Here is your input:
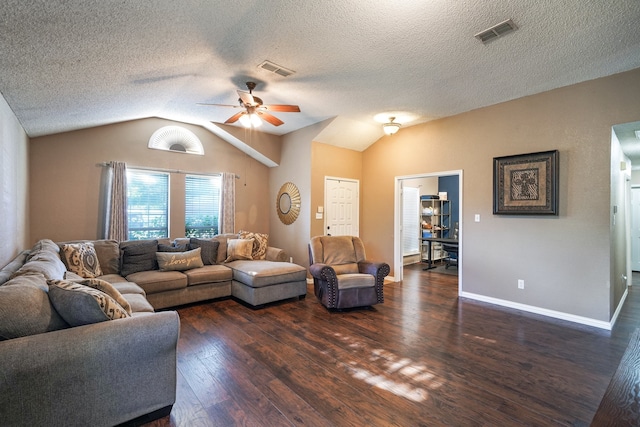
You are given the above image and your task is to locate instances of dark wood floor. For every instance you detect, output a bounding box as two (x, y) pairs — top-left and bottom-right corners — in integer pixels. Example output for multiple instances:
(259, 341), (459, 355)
(142, 265), (640, 427)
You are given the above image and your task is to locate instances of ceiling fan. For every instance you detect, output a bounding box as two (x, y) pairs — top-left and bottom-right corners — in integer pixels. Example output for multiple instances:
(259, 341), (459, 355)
(199, 81), (300, 127)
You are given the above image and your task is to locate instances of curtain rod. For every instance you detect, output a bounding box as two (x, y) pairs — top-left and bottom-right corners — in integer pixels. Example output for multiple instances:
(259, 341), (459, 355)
(98, 162), (240, 179)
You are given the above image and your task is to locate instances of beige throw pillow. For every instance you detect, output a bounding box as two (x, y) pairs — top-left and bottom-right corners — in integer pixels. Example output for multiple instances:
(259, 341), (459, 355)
(224, 239), (254, 262)
(238, 231), (269, 260)
(156, 247), (204, 271)
(61, 242), (103, 278)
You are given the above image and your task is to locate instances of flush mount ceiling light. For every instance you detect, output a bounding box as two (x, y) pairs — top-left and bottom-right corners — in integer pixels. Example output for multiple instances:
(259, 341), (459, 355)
(148, 126), (204, 155)
(383, 117), (401, 135)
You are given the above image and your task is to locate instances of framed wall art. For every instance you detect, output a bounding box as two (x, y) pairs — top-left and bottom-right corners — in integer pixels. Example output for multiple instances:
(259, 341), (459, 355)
(493, 150), (559, 215)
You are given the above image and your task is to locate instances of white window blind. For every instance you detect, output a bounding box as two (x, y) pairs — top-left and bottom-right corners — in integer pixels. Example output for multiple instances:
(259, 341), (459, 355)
(126, 170), (169, 240)
(402, 186), (420, 256)
(185, 175), (221, 238)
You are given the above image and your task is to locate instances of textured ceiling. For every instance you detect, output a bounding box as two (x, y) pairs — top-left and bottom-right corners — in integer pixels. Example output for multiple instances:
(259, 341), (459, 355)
(1, 0), (640, 155)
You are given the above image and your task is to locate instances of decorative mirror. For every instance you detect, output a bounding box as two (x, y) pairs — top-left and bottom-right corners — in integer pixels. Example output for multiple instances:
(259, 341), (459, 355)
(276, 182), (301, 225)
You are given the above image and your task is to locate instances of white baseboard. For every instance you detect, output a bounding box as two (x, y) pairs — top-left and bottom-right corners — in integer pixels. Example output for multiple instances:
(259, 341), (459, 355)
(459, 291), (614, 330)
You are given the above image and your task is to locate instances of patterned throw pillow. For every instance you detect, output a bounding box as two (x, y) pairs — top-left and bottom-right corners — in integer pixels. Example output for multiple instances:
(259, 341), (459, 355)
(188, 238), (219, 265)
(61, 242), (103, 278)
(156, 247), (204, 271)
(224, 239), (254, 262)
(238, 231), (269, 260)
(47, 279), (131, 327)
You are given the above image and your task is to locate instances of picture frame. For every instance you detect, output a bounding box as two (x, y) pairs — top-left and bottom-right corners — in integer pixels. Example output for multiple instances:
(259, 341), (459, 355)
(493, 150), (559, 215)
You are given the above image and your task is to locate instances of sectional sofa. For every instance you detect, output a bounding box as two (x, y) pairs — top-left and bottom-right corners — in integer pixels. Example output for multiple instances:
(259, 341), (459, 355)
(0, 233), (307, 426)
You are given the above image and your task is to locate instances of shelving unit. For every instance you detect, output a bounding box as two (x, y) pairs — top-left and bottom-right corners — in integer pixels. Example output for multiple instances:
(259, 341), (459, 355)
(420, 197), (450, 263)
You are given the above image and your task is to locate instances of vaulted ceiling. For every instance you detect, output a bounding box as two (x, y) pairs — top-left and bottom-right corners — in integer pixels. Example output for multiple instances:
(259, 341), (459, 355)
(1, 1), (639, 155)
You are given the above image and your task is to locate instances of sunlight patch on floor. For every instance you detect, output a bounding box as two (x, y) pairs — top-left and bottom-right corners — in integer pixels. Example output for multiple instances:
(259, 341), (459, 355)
(334, 333), (444, 403)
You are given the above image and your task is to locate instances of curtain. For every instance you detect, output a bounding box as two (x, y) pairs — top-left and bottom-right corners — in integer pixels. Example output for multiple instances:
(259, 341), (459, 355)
(106, 161), (128, 241)
(220, 172), (235, 234)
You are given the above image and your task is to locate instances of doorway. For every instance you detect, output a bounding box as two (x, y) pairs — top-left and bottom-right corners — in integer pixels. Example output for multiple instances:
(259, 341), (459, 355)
(394, 170), (462, 294)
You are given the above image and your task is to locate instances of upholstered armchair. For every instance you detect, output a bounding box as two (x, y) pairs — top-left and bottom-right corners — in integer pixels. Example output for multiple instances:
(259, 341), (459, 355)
(308, 235), (390, 309)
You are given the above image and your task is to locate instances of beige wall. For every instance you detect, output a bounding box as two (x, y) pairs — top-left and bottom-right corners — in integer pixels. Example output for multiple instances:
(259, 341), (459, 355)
(310, 142), (363, 239)
(29, 118), (275, 243)
(268, 122), (322, 266)
(361, 68), (640, 323)
(0, 92), (29, 267)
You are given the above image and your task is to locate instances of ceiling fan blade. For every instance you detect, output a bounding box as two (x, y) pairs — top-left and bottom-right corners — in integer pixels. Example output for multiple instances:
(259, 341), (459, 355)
(257, 111), (284, 126)
(237, 90), (256, 106)
(197, 103), (241, 108)
(263, 104), (300, 112)
(225, 111), (245, 124)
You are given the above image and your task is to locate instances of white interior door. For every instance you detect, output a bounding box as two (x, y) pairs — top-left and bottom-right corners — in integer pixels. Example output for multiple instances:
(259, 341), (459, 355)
(631, 187), (640, 271)
(325, 178), (359, 236)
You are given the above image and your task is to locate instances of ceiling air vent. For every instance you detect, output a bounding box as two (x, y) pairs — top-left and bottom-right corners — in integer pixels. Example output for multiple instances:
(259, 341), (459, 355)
(258, 60), (295, 77)
(148, 126), (204, 155)
(475, 19), (518, 44)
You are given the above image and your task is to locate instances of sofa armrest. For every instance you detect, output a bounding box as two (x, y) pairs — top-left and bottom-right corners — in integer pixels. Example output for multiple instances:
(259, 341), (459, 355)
(266, 246), (288, 262)
(308, 263), (335, 281)
(0, 311), (180, 427)
(358, 261), (390, 304)
(358, 260), (390, 278)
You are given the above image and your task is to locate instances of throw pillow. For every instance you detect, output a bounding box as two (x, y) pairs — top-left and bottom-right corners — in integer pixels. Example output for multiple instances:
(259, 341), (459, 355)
(224, 239), (254, 262)
(156, 247), (204, 271)
(188, 238), (219, 265)
(158, 243), (188, 252)
(238, 231), (269, 260)
(47, 279), (131, 327)
(61, 242), (103, 278)
(120, 240), (158, 277)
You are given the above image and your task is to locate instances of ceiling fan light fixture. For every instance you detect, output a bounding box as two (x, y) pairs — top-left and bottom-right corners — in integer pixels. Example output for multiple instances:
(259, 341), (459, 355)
(383, 117), (401, 135)
(239, 113), (262, 128)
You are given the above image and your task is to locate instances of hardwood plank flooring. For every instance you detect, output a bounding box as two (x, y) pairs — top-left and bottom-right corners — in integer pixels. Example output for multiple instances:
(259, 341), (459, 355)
(141, 265), (640, 427)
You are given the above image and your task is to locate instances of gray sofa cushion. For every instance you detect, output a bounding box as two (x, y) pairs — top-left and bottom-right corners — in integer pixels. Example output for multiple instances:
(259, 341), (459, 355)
(122, 293), (155, 313)
(0, 250), (29, 285)
(120, 240), (158, 276)
(183, 264), (233, 286)
(226, 260), (307, 288)
(0, 274), (69, 340)
(12, 249), (67, 280)
(125, 270), (187, 294)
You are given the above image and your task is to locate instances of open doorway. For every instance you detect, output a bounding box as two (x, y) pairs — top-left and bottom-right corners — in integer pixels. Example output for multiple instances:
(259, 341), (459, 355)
(393, 170), (462, 294)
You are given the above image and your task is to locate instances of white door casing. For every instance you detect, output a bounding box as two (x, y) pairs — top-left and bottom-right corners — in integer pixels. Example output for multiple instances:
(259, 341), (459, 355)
(324, 177), (359, 236)
(631, 187), (640, 271)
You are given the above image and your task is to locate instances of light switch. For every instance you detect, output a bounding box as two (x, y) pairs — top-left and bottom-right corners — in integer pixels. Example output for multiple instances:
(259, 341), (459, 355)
(475, 214), (480, 222)
(318, 206), (324, 213)
(316, 212), (323, 219)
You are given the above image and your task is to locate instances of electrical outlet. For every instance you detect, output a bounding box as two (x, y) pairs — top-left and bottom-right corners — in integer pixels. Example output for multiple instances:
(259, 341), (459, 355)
(518, 279), (524, 289)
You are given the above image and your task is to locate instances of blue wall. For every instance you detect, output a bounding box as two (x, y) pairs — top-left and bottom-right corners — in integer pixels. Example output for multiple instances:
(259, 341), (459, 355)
(438, 175), (459, 238)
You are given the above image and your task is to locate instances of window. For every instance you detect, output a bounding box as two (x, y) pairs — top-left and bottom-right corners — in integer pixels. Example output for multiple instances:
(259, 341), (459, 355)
(126, 170), (169, 240)
(185, 175), (221, 238)
(402, 186), (420, 256)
